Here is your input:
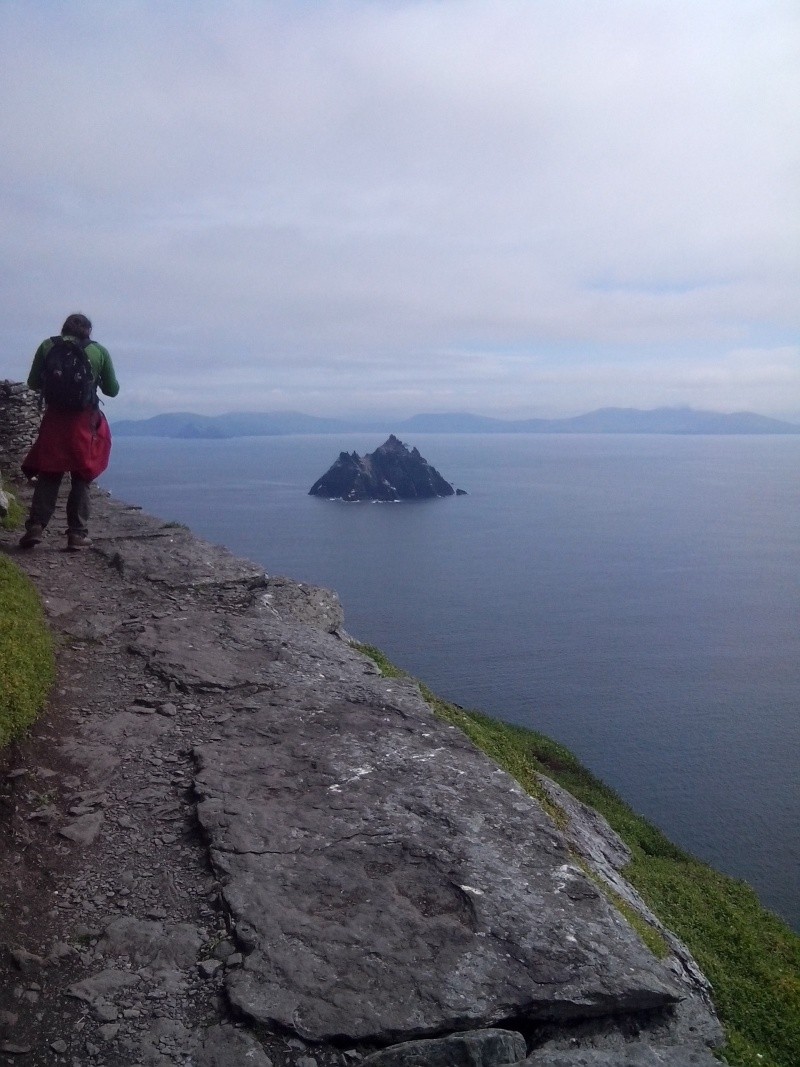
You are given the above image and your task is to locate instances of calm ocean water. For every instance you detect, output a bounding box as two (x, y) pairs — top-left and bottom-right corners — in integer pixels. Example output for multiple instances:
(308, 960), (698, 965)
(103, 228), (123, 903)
(101, 433), (800, 930)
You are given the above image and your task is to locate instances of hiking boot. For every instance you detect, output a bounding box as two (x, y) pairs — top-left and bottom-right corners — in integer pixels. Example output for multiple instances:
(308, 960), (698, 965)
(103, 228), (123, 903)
(67, 532), (93, 551)
(18, 524), (43, 549)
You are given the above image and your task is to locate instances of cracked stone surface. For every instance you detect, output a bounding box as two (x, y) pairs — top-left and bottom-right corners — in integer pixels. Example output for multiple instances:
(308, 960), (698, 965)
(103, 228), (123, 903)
(193, 682), (682, 1040)
(0, 480), (723, 1065)
(360, 1030), (527, 1067)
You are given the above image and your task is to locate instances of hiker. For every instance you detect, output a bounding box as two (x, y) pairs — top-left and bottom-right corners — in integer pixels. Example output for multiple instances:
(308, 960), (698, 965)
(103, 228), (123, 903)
(19, 313), (120, 551)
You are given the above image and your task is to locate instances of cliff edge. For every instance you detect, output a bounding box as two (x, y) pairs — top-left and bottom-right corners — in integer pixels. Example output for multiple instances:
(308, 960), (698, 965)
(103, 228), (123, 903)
(0, 476), (721, 1065)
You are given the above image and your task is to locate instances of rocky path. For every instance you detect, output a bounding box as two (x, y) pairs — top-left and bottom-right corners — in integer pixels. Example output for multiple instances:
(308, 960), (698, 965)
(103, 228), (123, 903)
(1, 487), (722, 1067)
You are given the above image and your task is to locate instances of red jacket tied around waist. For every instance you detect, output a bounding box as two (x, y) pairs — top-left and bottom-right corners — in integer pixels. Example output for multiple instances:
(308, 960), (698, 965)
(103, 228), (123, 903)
(22, 406), (112, 483)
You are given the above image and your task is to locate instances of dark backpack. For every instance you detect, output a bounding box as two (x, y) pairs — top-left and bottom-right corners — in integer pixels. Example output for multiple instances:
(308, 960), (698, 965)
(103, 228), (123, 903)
(40, 336), (98, 411)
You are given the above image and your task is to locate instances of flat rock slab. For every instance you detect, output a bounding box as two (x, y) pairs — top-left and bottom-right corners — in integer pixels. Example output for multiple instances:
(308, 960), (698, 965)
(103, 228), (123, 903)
(91, 499), (181, 538)
(196, 1024), (275, 1067)
(258, 576), (345, 634)
(362, 1029), (527, 1067)
(93, 526), (266, 589)
(522, 1048), (720, 1066)
(130, 610), (372, 692)
(194, 661), (684, 1044)
(98, 916), (202, 970)
(130, 614), (281, 690)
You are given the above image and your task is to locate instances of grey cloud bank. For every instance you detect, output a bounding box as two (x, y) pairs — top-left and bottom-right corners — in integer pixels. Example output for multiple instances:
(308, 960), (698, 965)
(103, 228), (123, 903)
(0, 1), (797, 420)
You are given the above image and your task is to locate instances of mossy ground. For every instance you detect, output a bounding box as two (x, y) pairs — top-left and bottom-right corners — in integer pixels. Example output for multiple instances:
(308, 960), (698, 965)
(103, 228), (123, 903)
(0, 555), (56, 749)
(1, 491), (25, 532)
(356, 643), (800, 1067)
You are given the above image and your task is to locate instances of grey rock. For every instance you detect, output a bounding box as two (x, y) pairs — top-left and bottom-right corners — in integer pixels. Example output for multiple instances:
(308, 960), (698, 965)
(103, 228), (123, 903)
(535, 776), (723, 1049)
(94, 1002), (119, 1022)
(58, 738), (121, 783)
(196, 1024), (273, 1067)
(211, 938), (236, 960)
(92, 518), (266, 591)
(87, 710), (174, 750)
(48, 941), (79, 962)
(536, 776), (631, 875)
(257, 577), (345, 634)
(522, 1047), (719, 1066)
(8, 948), (47, 973)
(309, 436), (460, 501)
(130, 614), (281, 690)
(26, 803), (57, 823)
(39, 595), (79, 619)
(60, 612), (123, 641)
(142, 965), (188, 996)
(97, 916), (201, 970)
(194, 680), (684, 1043)
(362, 1029), (527, 1067)
(136, 1017), (194, 1065)
(521, 1008), (722, 1067)
(58, 810), (104, 845)
(66, 967), (142, 1006)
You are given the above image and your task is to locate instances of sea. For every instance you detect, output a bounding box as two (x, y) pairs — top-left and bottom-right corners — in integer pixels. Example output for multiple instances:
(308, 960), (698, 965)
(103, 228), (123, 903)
(100, 432), (800, 932)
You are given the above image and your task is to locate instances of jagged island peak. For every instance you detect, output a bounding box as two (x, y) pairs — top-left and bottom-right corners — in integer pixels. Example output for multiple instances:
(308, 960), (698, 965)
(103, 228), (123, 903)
(308, 434), (467, 501)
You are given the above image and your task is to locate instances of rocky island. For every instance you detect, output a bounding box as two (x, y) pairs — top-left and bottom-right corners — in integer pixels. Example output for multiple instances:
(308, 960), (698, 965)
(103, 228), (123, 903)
(309, 434), (465, 501)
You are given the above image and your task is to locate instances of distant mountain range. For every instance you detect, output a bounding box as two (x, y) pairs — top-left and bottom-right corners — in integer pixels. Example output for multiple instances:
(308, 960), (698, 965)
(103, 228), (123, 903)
(110, 406), (800, 438)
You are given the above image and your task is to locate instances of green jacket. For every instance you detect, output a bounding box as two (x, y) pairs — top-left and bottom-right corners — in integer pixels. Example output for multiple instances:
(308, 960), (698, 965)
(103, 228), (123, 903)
(27, 335), (120, 398)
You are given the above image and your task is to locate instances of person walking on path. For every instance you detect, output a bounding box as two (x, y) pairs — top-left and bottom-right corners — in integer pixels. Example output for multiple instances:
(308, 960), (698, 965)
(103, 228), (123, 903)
(19, 312), (120, 551)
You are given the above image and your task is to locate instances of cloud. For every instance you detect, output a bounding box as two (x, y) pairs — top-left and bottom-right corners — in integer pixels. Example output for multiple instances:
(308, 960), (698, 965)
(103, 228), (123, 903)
(0, 1), (797, 418)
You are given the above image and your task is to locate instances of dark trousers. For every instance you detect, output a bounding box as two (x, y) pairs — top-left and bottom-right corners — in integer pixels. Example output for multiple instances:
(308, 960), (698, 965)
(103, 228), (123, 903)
(27, 474), (91, 535)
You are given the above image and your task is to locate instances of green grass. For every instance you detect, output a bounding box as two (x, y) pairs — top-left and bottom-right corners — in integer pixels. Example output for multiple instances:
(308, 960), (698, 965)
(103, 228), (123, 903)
(0, 555), (56, 748)
(355, 643), (800, 1067)
(1, 490), (24, 531)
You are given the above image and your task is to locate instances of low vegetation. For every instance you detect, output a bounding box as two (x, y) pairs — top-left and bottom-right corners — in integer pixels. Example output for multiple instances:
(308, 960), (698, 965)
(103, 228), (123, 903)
(0, 556), (56, 749)
(1, 490), (24, 532)
(355, 643), (800, 1067)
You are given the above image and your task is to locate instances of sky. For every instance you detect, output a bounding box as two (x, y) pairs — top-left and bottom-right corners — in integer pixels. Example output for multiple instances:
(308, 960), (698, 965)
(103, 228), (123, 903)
(0, 1), (798, 421)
